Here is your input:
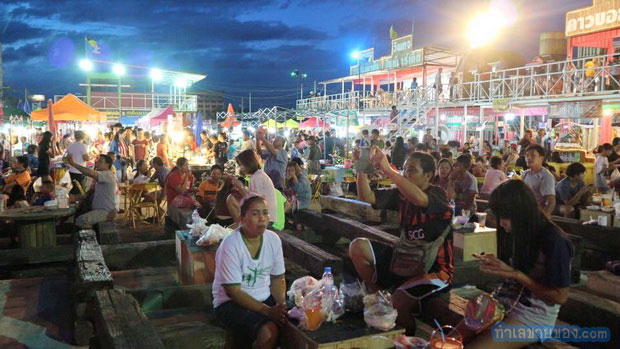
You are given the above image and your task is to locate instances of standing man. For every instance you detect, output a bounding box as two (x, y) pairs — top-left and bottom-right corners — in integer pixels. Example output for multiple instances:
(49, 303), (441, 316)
(257, 131), (288, 190)
(65, 154), (117, 228)
(131, 128), (148, 162)
(522, 145), (556, 215)
(434, 67), (443, 99)
(323, 131), (335, 161)
(370, 129), (384, 149)
(213, 132), (229, 166)
(66, 130), (90, 200)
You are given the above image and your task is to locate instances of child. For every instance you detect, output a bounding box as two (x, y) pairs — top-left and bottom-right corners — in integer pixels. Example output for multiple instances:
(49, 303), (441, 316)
(595, 143), (613, 193)
(33, 180), (56, 206)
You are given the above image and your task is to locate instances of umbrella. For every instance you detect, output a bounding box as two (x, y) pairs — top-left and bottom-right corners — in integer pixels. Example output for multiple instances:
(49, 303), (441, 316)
(300, 116), (329, 128)
(47, 99), (56, 135)
(194, 112), (203, 146)
(284, 119), (299, 128)
(227, 103), (235, 116)
(22, 100), (31, 115)
(220, 116), (240, 128)
(261, 119), (284, 128)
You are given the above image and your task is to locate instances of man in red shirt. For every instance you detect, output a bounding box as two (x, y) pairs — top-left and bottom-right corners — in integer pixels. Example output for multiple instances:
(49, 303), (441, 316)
(131, 128), (148, 162)
(349, 147), (453, 334)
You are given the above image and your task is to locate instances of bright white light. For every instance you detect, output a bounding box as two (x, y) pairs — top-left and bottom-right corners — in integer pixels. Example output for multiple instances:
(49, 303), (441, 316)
(604, 109), (613, 117)
(112, 63), (126, 76)
(440, 114), (446, 121)
(248, 126), (256, 133)
(504, 113), (515, 121)
(466, 9), (507, 48)
(79, 59), (93, 71)
(351, 51), (360, 60)
(284, 130), (291, 138)
(150, 68), (163, 82)
(174, 78), (187, 88)
(268, 128), (276, 134)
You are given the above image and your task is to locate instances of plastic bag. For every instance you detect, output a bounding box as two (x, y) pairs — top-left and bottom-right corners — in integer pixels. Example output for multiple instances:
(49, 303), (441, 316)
(340, 281), (365, 313)
(611, 168), (620, 183)
(363, 291), (398, 331)
(186, 210), (208, 237)
(196, 224), (232, 246)
(287, 276), (320, 307)
(301, 286), (329, 331)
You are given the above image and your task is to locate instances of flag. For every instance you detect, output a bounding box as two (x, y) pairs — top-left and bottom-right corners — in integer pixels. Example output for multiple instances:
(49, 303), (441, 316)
(390, 25), (399, 40)
(22, 100), (31, 115)
(86, 36), (100, 54)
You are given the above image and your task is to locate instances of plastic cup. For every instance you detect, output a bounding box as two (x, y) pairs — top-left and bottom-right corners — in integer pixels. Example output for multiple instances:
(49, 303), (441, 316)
(304, 307), (326, 331)
(476, 212), (487, 227)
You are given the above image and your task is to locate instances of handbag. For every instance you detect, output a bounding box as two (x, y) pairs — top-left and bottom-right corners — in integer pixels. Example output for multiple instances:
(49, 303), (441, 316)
(464, 281), (524, 332)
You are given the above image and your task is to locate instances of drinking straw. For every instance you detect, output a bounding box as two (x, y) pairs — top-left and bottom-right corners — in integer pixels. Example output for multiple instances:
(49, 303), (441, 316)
(434, 318), (446, 342)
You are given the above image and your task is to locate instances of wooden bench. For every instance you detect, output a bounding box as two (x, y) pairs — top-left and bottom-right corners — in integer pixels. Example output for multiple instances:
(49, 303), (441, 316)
(551, 216), (618, 270)
(296, 210), (399, 246)
(94, 289), (165, 349)
(97, 221), (121, 244)
(73, 229), (114, 345)
(274, 229), (343, 279)
(320, 195), (385, 223)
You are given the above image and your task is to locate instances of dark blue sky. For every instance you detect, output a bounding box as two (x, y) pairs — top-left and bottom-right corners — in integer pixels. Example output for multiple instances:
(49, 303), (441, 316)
(0, 0), (591, 109)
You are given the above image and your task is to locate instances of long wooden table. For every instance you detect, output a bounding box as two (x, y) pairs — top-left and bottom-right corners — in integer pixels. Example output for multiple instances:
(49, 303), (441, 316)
(0, 206), (76, 248)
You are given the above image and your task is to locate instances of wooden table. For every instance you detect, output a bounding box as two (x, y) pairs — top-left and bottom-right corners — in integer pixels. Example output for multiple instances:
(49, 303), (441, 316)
(175, 230), (217, 285)
(281, 313), (404, 349)
(579, 208), (614, 227)
(0, 206), (76, 248)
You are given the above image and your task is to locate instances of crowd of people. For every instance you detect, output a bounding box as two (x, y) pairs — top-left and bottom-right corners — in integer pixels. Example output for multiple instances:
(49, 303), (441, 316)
(1, 121), (605, 347)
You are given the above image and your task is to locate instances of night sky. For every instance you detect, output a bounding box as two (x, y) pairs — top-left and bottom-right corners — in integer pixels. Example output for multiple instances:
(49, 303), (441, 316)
(0, 0), (592, 110)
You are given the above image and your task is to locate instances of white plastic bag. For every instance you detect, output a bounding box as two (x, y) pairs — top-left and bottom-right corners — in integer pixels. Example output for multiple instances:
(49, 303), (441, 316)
(196, 224), (232, 246)
(287, 276), (320, 307)
(186, 209), (208, 237)
(611, 168), (620, 183)
(363, 291), (398, 331)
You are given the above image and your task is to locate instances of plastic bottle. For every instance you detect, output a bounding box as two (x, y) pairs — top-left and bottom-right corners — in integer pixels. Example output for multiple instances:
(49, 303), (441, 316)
(322, 267), (334, 287)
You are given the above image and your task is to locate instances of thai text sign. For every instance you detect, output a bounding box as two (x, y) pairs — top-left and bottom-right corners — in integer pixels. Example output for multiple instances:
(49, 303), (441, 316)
(350, 35), (423, 75)
(566, 0), (620, 37)
(549, 101), (601, 118)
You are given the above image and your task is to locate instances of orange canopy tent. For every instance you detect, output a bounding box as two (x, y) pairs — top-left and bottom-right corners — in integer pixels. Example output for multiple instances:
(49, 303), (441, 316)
(31, 93), (107, 122)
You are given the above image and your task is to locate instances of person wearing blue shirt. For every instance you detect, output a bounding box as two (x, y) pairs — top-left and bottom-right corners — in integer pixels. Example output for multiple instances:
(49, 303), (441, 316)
(554, 162), (591, 218)
(257, 133), (288, 190)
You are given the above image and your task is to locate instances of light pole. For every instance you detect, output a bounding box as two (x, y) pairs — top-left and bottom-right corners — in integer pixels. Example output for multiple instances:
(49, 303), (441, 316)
(150, 68), (163, 108)
(290, 70), (308, 100)
(113, 63), (126, 119)
(78, 58), (93, 105)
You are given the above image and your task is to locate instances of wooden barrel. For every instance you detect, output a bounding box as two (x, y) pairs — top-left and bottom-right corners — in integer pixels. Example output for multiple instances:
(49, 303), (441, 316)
(18, 221), (57, 248)
(539, 31), (566, 58)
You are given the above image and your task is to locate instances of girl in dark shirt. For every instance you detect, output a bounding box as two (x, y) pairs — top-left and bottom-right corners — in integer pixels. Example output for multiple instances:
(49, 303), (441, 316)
(456, 179), (573, 347)
(37, 131), (54, 180)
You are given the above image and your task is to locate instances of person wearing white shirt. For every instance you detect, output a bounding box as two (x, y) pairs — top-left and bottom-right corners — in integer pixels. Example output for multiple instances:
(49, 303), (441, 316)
(213, 196), (286, 349)
(66, 131), (90, 199)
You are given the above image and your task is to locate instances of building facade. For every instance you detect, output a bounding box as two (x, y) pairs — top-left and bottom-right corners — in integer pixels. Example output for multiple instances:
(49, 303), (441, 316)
(190, 90), (226, 120)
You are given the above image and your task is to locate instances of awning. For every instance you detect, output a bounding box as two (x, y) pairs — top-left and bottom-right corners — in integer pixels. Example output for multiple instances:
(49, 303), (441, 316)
(31, 93), (107, 122)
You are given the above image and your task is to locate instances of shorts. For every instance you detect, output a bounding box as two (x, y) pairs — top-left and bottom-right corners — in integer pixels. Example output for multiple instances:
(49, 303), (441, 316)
(214, 295), (276, 346)
(368, 241), (451, 297)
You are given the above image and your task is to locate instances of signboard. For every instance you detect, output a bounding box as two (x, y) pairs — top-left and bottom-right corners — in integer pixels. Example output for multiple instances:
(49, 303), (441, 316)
(566, 0), (620, 37)
(549, 101), (601, 118)
(350, 34), (423, 75)
(493, 98), (511, 111)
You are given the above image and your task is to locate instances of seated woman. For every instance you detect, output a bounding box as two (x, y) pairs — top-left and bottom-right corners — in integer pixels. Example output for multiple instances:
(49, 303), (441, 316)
(554, 163), (591, 218)
(165, 157), (198, 209)
(227, 149), (277, 227)
(480, 155), (507, 198)
(132, 160), (151, 184)
(3, 155), (31, 208)
(205, 177), (244, 226)
(283, 161), (311, 211)
(454, 179), (573, 348)
(432, 158), (452, 193)
(213, 196), (287, 349)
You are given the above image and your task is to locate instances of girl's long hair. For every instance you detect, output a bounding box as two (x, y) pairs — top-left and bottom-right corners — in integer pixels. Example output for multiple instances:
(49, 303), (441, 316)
(165, 157), (188, 184)
(488, 179), (568, 274)
(39, 131), (53, 148)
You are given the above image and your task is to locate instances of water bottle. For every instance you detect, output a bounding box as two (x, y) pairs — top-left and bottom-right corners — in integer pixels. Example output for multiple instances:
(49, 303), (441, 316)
(449, 199), (456, 219)
(322, 267), (334, 287)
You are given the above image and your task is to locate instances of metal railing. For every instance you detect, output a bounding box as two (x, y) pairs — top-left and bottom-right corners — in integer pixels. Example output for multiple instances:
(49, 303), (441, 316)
(54, 93), (198, 112)
(295, 54), (620, 112)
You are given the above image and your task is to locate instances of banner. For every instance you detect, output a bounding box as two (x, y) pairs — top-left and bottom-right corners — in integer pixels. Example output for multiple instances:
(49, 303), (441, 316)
(350, 35), (423, 75)
(549, 101), (601, 118)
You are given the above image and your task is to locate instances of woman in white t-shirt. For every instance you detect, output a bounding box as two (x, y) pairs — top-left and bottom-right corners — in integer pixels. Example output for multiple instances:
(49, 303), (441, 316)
(213, 196), (287, 349)
(595, 144), (613, 193)
(228, 149), (278, 226)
